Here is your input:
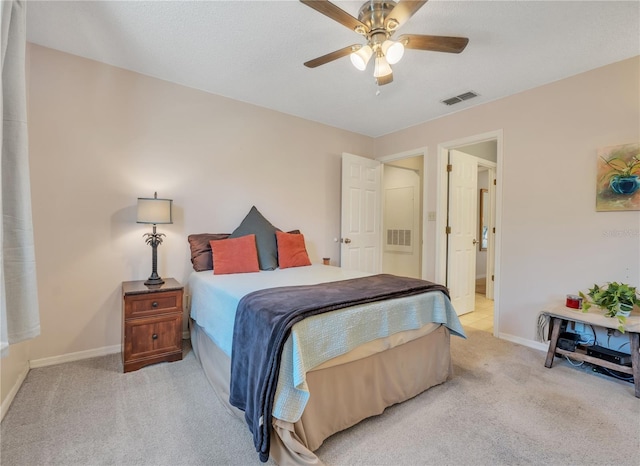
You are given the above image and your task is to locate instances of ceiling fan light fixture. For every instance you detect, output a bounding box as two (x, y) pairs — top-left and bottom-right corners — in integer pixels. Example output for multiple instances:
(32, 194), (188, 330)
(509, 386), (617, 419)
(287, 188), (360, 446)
(350, 45), (373, 71)
(299, 0), (469, 85)
(382, 40), (404, 65)
(373, 54), (392, 78)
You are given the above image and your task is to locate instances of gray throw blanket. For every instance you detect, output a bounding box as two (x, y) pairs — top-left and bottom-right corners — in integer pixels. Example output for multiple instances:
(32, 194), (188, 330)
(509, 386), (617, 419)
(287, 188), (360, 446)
(228, 273), (450, 462)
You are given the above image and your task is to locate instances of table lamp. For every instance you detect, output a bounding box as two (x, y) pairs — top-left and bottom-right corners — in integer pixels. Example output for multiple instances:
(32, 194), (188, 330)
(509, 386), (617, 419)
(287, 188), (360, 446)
(137, 192), (173, 285)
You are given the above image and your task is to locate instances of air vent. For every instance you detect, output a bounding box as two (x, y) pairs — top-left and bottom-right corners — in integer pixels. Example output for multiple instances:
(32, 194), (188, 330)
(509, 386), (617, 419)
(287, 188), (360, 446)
(387, 229), (412, 247)
(441, 91), (479, 106)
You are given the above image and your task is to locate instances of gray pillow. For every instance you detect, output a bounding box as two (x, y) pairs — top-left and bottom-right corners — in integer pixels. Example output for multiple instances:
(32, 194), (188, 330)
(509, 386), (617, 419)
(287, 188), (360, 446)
(229, 206), (278, 270)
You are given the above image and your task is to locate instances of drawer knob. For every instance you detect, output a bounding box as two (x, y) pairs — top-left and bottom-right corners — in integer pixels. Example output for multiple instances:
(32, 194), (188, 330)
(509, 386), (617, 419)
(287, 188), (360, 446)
(152, 301), (159, 308)
(152, 334), (158, 340)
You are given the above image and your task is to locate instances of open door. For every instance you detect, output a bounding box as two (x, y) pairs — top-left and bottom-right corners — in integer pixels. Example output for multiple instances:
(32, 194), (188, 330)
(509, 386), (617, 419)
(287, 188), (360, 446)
(447, 149), (478, 315)
(341, 153), (381, 273)
(486, 166), (496, 300)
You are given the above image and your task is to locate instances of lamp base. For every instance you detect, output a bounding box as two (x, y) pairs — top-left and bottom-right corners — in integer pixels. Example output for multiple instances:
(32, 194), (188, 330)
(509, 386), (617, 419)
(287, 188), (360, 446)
(144, 272), (165, 286)
(144, 230), (165, 287)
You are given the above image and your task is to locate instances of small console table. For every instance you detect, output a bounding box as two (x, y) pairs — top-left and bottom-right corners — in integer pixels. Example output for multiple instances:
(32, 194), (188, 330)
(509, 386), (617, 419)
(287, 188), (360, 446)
(541, 304), (639, 398)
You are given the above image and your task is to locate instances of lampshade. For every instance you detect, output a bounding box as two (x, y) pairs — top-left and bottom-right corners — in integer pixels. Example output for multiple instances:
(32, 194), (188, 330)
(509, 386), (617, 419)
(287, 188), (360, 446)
(137, 194), (173, 224)
(373, 55), (392, 78)
(350, 45), (373, 71)
(382, 40), (404, 65)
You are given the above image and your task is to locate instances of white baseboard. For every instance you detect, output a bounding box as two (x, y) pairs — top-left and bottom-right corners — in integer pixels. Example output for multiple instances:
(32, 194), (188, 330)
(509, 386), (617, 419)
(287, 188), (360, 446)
(29, 334), (192, 369)
(1, 364), (29, 422)
(497, 332), (548, 352)
(29, 344), (121, 369)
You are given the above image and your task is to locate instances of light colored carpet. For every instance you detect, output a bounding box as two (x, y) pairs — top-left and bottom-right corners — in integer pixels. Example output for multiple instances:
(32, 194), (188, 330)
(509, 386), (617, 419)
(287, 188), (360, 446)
(2, 329), (638, 465)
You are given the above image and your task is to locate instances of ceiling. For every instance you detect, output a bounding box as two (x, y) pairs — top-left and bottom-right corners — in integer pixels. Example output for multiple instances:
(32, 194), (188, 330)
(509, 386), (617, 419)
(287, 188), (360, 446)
(26, 1), (640, 138)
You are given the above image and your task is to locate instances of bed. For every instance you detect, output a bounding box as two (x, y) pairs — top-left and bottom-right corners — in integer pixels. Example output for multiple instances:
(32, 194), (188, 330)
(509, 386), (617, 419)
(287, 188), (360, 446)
(188, 264), (465, 465)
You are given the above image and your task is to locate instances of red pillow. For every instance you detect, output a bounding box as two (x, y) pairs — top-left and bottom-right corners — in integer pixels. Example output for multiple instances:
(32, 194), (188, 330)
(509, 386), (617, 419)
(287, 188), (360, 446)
(210, 235), (260, 275)
(276, 230), (311, 269)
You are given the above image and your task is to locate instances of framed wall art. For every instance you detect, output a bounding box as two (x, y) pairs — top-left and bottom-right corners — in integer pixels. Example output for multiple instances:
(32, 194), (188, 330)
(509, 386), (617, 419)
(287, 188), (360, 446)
(596, 142), (640, 211)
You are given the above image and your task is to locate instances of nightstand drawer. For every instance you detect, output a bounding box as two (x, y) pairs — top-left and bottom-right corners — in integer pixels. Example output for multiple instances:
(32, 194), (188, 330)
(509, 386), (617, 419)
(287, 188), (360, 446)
(124, 290), (182, 319)
(123, 314), (182, 366)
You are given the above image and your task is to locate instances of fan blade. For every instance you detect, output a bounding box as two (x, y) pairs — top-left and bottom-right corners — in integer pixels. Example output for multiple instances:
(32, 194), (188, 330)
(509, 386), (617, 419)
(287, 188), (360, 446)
(300, 0), (369, 34)
(397, 34), (469, 53)
(304, 45), (359, 68)
(376, 72), (393, 86)
(385, 1), (428, 30)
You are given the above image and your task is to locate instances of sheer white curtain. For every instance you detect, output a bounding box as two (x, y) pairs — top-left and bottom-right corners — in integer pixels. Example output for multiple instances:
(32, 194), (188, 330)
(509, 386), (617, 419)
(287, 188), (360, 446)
(1, 0), (40, 357)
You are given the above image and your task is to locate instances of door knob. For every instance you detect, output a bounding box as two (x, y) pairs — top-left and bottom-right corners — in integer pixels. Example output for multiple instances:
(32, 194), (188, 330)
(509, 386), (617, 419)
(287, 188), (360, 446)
(472, 239), (478, 245)
(344, 238), (352, 244)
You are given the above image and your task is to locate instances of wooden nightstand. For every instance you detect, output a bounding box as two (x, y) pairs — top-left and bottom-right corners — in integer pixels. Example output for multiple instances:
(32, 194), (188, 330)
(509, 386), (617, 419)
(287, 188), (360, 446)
(122, 278), (184, 373)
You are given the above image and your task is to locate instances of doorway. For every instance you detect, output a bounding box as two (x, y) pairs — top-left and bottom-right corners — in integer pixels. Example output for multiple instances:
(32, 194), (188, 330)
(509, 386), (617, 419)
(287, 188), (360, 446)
(340, 151), (426, 279)
(377, 149), (427, 280)
(435, 131), (502, 335)
(381, 157), (423, 279)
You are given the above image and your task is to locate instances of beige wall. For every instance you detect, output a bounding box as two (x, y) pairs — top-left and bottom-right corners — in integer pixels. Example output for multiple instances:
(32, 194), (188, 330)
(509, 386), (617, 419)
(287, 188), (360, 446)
(24, 44), (373, 362)
(375, 56), (640, 343)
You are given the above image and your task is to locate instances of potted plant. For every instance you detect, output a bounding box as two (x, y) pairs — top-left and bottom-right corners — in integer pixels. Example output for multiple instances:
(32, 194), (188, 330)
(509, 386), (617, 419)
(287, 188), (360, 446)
(601, 152), (640, 195)
(579, 282), (640, 332)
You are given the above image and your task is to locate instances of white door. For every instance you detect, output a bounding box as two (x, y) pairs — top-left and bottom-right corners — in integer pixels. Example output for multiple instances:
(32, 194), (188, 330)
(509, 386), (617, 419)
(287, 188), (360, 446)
(486, 167), (496, 300)
(447, 150), (478, 315)
(341, 153), (381, 273)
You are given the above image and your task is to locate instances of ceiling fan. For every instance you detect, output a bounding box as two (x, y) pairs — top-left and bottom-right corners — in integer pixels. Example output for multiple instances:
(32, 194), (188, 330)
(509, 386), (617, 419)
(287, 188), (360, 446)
(300, 0), (469, 85)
